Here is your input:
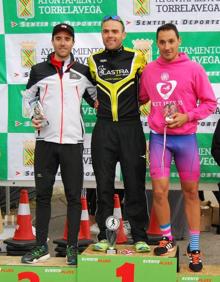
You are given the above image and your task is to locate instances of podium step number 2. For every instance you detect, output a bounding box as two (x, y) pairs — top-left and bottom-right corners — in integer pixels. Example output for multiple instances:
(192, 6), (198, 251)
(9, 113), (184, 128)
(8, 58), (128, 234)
(18, 272), (39, 282)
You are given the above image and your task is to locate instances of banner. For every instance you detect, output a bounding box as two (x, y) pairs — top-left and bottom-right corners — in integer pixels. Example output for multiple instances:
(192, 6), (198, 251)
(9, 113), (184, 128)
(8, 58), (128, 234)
(0, 0), (219, 183)
(118, 0), (220, 32)
(3, 0), (117, 33)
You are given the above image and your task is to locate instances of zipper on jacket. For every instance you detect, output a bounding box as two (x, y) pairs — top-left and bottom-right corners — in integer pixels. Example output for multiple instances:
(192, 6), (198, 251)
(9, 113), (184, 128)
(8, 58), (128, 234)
(55, 66), (64, 144)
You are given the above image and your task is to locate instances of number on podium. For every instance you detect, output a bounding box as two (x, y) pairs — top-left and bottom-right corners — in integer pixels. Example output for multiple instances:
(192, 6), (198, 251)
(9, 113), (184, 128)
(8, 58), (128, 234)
(116, 262), (135, 282)
(18, 272), (40, 282)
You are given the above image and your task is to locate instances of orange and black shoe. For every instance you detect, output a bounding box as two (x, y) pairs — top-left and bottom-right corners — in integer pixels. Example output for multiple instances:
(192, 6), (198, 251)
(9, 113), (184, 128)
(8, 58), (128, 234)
(189, 250), (203, 272)
(154, 236), (175, 256)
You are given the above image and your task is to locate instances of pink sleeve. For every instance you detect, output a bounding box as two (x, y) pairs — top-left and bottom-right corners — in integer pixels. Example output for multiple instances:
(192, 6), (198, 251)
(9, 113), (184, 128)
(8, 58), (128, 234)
(187, 65), (217, 121)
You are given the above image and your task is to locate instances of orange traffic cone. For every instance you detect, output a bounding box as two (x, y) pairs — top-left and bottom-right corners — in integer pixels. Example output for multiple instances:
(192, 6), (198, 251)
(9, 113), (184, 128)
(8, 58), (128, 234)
(13, 189), (35, 240)
(62, 220), (68, 241)
(147, 206), (161, 236)
(62, 195), (91, 241)
(78, 196), (91, 240)
(113, 194), (127, 244)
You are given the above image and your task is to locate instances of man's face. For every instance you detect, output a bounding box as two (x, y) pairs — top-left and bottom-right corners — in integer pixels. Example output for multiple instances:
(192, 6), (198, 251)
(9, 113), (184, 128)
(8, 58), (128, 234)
(52, 31), (74, 61)
(157, 29), (181, 62)
(101, 20), (126, 50)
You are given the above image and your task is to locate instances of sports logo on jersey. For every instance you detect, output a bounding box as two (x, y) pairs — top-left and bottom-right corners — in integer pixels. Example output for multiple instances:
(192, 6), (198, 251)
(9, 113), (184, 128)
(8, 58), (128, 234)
(16, 0), (35, 19)
(69, 70), (81, 80)
(23, 140), (35, 166)
(133, 0), (150, 15)
(20, 42), (36, 69)
(132, 39), (153, 63)
(97, 65), (129, 78)
(156, 72), (177, 100)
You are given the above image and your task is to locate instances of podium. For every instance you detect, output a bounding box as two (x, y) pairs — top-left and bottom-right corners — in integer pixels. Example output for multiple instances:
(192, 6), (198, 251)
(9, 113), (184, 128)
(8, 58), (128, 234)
(78, 244), (178, 282)
(0, 247), (220, 282)
(0, 257), (77, 282)
(177, 265), (220, 282)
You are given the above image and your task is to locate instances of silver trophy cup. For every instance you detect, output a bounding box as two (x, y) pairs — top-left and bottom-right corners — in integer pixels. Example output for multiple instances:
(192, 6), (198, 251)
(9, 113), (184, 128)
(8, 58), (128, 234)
(105, 216), (120, 255)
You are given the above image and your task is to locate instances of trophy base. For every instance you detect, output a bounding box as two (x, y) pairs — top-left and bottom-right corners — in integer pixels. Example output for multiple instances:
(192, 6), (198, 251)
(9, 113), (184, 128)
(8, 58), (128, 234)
(106, 248), (117, 255)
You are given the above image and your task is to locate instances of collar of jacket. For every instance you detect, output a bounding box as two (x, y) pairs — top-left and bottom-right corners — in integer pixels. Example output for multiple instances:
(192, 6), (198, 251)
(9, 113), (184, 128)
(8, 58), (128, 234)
(104, 45), (124, 55)
(48, 52), (75, 69)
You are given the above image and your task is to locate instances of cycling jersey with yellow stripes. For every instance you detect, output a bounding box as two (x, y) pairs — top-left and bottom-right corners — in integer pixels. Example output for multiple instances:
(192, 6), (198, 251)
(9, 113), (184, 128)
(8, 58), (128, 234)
(88, 46), (146, 121)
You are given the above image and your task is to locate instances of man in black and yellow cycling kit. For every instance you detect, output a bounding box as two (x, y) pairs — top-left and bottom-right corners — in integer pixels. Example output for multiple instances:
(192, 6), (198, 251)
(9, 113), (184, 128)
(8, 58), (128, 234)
(88, 15), (150, 253)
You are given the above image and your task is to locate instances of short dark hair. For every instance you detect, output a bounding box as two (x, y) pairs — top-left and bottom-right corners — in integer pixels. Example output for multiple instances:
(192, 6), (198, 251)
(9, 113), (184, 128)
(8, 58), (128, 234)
(101, 15), (125, 32)
(156, 23), (179, 40)
(52, 23), (75, 40)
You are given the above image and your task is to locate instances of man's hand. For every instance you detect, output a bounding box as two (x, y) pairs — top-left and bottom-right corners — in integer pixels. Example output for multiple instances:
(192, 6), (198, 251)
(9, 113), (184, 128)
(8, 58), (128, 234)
(166, 113), (189, 128)
(32, 118), (42, 130)
(94, 99), (99, 110)
(139, 101), (151, 116)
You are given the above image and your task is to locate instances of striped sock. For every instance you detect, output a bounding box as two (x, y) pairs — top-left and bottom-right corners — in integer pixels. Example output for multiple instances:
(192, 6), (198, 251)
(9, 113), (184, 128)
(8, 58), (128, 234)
(189, 230), (200, 251)
(160, 223), (173, 241)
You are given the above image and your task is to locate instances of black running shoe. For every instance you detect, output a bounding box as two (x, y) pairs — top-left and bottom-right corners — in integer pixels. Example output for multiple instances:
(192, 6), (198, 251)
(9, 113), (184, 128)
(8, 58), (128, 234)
(189, 250), (203, 272)
(66, 245), (78, 265)
(21, 244), (50, 264)
(154, 236), (175, 256)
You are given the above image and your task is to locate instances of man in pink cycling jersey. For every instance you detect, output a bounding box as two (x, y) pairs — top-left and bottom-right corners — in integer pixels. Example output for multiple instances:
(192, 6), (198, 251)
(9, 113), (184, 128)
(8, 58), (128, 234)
(139, 23), (216, 272)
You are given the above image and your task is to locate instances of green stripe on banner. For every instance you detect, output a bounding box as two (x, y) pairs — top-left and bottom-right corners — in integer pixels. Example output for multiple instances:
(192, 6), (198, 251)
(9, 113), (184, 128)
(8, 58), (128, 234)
(197, 133), (219, 183)
(8, 85), (34, 133)
(82, 100), (97, 134)
(0, 35), (6, 84)
(0, 133), (7, 180)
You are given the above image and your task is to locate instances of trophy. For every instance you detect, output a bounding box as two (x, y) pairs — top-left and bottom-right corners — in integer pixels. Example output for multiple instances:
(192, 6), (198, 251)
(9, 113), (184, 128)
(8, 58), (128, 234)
(105, 215), (120, 255)
(164, 102), (178, 122)
(30, 97), (49, 128)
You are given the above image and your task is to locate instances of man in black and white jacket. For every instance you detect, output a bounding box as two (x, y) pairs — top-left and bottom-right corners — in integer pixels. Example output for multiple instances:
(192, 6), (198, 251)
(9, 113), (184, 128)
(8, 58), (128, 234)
(21, 23), (96, 265)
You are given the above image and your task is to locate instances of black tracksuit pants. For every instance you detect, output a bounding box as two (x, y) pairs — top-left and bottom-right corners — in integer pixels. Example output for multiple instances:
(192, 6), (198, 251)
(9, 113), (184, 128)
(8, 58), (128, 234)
(34, 141), (83, 247)
(91, 119), (149, 243)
